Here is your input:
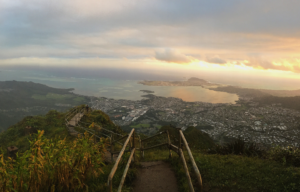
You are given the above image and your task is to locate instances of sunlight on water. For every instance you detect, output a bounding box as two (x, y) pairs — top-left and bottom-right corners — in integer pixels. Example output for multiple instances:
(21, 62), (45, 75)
(0, 69), (238, 103)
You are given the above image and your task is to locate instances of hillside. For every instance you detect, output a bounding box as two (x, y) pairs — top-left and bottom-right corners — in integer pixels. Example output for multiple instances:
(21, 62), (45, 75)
(255, 95), (300, 112)
(1, 106), (300, 192)
(158, 125), (216, 150)
(0, 81), (89, 132)
(0, 105), (122, 153)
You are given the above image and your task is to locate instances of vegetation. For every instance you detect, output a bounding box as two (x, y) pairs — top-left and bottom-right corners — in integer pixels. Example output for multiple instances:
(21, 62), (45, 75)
(131, 124), (150, 129)
(0, 130), (107, 192)
(0, 106), (138, 191)
(256, 95), (300, 111)
(1, 106), (300, 192)
(268, 145), (300, 167)
(79, 109), (124, 135)
(159, 125), (216, 150)
(0, 81), (89, 132)
(0, 110), (68, 153)
(207, 139), (265, 157)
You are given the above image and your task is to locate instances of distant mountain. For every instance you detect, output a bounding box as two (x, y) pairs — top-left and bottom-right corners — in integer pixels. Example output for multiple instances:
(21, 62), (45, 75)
(138, 77), (218, 87)
(0, 81), (88, 131)
(187, 77), (208, 83)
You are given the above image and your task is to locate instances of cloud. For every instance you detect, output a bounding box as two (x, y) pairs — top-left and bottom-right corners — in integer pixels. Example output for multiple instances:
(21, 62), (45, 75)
(239, 57), (300, 73)
(155, 49), (193, 64)
(206, 55), (227, 64)
(1, 0), (300, 75)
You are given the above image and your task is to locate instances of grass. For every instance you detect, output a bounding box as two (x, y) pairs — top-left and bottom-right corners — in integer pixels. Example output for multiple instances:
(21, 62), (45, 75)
(2, 106), (300, 192)
(139, 148), (300, 192)
(73, 96), (86, 103)
(32, 93), (74, 100)
(131, 124), (150, 129)
(32, 93), (86, 105)
(0, 130), (108, 192)
(195, 154), (300, 192)
(0, 106), (139, 192)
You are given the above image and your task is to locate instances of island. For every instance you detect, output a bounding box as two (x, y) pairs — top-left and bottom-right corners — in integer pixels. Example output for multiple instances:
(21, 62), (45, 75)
(138, 77), (219, 87)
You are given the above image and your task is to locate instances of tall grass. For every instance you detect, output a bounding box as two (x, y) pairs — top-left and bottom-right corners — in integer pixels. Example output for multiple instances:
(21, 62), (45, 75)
(268, 145), (300, 167)
(0, 130), (108, 192)
(207, 139), (266, 157)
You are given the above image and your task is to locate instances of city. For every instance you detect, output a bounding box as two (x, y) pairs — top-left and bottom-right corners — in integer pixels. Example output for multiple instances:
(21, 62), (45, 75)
(89, 93), (300, 147)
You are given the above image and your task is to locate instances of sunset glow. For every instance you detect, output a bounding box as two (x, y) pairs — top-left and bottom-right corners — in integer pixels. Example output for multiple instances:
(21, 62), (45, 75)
(1, 0), (300, 80)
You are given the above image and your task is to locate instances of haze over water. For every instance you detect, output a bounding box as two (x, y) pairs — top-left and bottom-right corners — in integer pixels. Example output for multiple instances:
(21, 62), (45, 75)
(2, 67), (300, 103)
(0, 67), (240, 103)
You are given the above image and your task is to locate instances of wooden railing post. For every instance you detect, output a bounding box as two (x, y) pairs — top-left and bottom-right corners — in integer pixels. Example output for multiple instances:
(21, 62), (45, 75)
(166, 130), (172, 158)
(111, 134), (114, 163)
(179, 148), (195, 192)
(179, 130), (203, 192)
(178, 128), (182, 154)
(107, 129), (135, 192)
(133, 131), (136, 162)
(138, 135), (142, 158)
(142, 141), (145, 158)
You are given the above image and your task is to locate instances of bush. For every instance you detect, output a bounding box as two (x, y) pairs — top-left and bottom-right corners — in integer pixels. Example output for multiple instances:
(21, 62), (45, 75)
(208, 139), (266, 157)
(0, 130), (108, 192)
(268, 145), (300, 167)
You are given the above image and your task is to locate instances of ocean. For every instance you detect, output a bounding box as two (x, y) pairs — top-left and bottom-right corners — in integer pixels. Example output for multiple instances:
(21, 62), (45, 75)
(0, 67), (239, 103)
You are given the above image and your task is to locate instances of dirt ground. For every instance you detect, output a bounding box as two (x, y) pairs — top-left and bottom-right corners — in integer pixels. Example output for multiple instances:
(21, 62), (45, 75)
(132, 161), (179, 192)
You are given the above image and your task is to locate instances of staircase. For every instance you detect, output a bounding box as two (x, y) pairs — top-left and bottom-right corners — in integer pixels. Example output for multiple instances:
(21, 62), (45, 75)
(65, 107), (202, 192)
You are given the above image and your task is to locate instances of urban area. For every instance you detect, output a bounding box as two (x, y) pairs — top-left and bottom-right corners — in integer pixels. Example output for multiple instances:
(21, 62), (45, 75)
(89, 93), (300, 147)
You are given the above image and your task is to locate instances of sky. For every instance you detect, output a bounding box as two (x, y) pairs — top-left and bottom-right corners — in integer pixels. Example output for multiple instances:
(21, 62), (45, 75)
(1, 0), (300, 82)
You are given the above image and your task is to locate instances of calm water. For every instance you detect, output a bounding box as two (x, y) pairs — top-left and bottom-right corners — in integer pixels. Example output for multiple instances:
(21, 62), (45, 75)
(0, 69), (238, 103)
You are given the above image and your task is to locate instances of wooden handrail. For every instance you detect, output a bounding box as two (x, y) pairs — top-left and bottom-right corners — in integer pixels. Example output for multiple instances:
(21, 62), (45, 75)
(107, 129), (135, 192)
(141, 131), (166, 142)
(179, 130), (203, 191)
(179, 148), (195, 192)
(140, 130), (171, 159)
(143, 142), (168, 151)
(79, 121), (124, 137)
(117, 148), (136, 192)
(112, 134), (129, 144)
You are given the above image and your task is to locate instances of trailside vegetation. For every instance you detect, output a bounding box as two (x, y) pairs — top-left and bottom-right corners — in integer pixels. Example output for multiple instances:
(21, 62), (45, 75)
(1, 106), (300, 192)
(0, 130), (108, 192)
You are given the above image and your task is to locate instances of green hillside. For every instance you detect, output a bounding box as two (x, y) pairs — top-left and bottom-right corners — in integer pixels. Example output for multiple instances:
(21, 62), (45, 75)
(0, 81), (89, 132)
(0, 105), (123, 154)
(158, 125), (216, 150)
(0, 106), (300, 192)
(0, 106), (135, 192)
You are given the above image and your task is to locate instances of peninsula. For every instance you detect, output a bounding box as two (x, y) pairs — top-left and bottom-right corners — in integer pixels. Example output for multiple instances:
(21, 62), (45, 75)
(138, 77), (219, 87)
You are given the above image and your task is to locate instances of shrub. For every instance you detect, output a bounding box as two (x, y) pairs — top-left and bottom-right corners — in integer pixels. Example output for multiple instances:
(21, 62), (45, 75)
(268, 145), (300, 167)
(0, 130), (108, 192)
(208, 139), (266, 157)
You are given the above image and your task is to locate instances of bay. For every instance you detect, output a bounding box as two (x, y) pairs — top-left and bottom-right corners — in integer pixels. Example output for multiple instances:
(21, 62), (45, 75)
(0, 69), (238, 103)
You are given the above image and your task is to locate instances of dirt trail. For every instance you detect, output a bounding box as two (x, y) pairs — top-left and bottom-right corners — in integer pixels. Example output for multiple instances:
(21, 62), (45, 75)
(133, 161), (178, 192)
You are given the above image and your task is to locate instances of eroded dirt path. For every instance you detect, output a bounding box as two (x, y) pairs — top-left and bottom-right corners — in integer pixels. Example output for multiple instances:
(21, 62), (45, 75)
(133, 161), (178, 192)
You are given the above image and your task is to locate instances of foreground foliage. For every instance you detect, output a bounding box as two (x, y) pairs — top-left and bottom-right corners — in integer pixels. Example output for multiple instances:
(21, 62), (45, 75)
(207, 139), (265, 157)
(0, 130), (108, 192)
(166, 151), (300, 192)
(208, 139), (300, 167)
(268, 145), (300, 167)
